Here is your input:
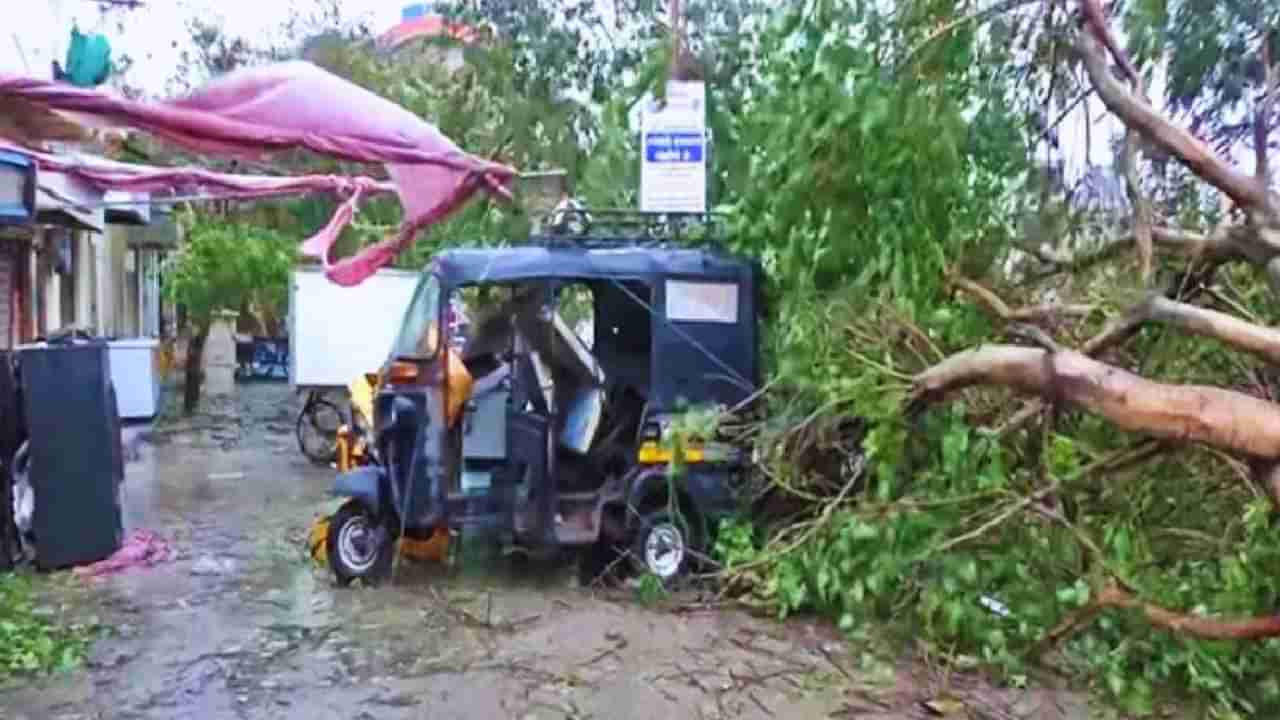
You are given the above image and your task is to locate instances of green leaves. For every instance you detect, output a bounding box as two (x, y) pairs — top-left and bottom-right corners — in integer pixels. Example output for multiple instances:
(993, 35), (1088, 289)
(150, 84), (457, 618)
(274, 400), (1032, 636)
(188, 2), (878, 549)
(1056, 579), (1092, 609)
(164, 214), (296, 328)
(0, 575), (97, 679)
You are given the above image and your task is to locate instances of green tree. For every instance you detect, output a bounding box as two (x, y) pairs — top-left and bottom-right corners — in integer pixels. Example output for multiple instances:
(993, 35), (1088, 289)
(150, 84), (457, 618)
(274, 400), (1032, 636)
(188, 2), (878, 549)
(708, 1), (1280, 715)
(164, 213), (295, 414)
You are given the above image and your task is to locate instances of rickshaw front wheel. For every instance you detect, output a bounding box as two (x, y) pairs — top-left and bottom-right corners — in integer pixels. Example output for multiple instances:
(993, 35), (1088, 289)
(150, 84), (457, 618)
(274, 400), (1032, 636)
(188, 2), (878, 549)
(327, 500), (393, 586)
(631, 509), (696, 584)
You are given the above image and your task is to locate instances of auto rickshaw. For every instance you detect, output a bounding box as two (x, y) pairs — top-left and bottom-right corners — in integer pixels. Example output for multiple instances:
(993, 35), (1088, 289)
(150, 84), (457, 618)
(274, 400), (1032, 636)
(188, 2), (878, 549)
(310, 371), (450, 566)
(325, 212), (761, 586)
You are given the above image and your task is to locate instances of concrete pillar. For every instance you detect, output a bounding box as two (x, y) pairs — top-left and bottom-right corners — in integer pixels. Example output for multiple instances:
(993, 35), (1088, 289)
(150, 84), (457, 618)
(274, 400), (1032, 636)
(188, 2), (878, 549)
(44, 265), (60, 334)
(203, 309), (239, 396)
(77, 232), (95, 330)
(125, 249), (139, 336)
(95, 230), (113, 336)
(109, 229), (129, 336)
(27, 234), (39, 340)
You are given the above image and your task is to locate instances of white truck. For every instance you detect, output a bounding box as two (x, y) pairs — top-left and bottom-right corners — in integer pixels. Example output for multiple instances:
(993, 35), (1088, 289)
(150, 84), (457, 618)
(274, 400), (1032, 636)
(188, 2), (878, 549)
(287, 265), (421, 390)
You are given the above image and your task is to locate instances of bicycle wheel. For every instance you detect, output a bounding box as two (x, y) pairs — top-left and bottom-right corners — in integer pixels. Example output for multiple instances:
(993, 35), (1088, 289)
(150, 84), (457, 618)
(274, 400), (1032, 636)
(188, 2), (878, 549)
(297, 397), (344, 464)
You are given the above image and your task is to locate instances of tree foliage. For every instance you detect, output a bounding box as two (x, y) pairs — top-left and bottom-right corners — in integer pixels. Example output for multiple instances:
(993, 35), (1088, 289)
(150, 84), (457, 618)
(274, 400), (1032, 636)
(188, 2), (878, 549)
(697, 1), (1280, 717)
(164, 213), (295, 330)
(0, 575), (97, 679)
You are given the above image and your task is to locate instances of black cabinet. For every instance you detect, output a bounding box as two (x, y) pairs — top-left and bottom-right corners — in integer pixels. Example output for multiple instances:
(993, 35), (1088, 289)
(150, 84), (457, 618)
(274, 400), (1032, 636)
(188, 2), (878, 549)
(20, 342), (123, 570)
(0, 351), (19, 571)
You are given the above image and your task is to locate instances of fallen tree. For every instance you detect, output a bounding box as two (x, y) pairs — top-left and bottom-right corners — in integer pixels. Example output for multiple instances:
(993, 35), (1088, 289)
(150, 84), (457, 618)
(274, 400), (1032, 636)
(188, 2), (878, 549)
(899, 0), (1280, 652)
(704, 0), (1280, 713)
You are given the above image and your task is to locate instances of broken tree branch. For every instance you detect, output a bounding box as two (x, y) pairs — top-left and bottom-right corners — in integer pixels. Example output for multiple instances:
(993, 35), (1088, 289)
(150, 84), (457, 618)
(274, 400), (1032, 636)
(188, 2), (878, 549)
(1008, 323), (1065, 353)
(933, 478), (1063, 554)
(1115, 41), (1157, 283)
(1079, 0), (1140, 86)
(999, 261), (1224, 437)
(1076, 20), (1269, 213)
(1095, 583), (1280, 641)
(1256, 31), (1277, 189)
(950, 275), (1093, 324)
(1253, 461), (1280, 512)
(1144, 295), (1280, 368)
(1080, 298), (1155, 356)
(1021, 225), (1240, 272)
(950, 275), (1012, 318)
(912, 345), (1280, 459)
(1039, 577), (1280, 655)
(1123, 122), (1156, 283)
(1010, 303), (1095, 321)
(899, 0), (1042, 69)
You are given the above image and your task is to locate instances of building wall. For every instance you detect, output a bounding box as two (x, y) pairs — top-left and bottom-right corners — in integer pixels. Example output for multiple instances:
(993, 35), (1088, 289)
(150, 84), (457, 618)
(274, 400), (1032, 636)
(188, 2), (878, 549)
(24, 226), (106, 337)
(0, 235), (23, 348)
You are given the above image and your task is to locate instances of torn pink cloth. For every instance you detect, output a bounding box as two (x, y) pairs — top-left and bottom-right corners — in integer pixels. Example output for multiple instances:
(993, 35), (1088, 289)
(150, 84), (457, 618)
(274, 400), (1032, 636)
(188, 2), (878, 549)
(0, 137), (396, 200)
(0, 61), (517, 285)
(72, 529), (174, 578)
(0, 138), (395, 256)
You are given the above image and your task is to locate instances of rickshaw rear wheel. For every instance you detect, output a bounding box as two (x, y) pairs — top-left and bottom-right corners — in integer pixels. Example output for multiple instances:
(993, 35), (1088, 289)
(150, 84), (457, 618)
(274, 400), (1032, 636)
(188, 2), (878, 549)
(327, 500), (393, 586)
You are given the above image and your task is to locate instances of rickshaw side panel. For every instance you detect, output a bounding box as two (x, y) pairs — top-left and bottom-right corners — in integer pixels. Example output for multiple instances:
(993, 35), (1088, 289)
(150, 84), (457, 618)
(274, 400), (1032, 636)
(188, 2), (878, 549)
(649, 270), (760, 412)
(625, 466), (739, 526)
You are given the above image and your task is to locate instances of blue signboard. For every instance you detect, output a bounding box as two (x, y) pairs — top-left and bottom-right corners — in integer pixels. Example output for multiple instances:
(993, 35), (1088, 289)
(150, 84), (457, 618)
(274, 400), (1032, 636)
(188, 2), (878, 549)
(643, 132), (705, 163)
(0, 150), (36, 227)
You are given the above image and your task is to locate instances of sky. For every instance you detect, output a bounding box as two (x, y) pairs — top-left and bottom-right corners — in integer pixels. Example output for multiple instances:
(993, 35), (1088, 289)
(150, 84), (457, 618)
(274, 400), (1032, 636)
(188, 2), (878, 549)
(3, 0), (414, 91)
(5, 0), (1233, 203)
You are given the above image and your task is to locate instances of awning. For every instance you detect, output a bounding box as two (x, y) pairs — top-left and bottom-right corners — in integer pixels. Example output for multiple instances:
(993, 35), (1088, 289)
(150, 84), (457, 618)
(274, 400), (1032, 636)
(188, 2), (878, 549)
(103, 190), (151, 226)
(36, 168), (104, 233)
(0, 150), (36, 227)
(121, 208), (178, 249)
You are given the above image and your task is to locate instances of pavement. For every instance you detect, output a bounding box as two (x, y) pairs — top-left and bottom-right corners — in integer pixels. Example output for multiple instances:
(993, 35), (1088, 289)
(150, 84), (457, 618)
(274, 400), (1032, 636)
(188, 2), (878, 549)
(0, 382), (1090, 720)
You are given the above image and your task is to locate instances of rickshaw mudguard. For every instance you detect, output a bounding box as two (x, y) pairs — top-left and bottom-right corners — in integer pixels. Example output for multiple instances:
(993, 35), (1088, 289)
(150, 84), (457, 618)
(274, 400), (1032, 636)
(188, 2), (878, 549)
(332, 465), (384, 512)
(625, 466), (736, 526)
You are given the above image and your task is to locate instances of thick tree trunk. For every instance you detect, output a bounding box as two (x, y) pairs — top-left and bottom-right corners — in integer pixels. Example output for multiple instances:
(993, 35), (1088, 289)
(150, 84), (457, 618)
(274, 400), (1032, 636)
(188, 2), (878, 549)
(183, 326), (209, 416)
(912, 346), (1280, 459)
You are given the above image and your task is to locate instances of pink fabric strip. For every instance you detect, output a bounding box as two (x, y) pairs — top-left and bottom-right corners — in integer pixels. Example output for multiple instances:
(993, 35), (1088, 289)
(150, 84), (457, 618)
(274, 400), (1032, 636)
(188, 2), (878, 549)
(0, 61), (518, 285)
(1, 138), (390, 263)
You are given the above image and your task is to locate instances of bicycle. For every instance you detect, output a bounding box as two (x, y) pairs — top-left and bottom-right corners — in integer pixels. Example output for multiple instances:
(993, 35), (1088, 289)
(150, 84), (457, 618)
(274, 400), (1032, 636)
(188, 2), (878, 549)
(235, 337), (289, 382)
(296, 389), (345, 465)
(252, 337), (289, 380)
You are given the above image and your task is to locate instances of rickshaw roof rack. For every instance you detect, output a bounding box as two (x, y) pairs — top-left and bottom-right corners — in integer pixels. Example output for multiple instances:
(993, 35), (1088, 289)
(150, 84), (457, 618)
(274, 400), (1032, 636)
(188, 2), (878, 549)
(531, 207), (729, 250)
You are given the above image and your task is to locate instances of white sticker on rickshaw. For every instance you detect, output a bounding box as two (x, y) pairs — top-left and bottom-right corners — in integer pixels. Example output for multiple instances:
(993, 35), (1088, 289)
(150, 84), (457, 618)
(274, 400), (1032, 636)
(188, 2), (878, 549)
(665, 280), (739, 324)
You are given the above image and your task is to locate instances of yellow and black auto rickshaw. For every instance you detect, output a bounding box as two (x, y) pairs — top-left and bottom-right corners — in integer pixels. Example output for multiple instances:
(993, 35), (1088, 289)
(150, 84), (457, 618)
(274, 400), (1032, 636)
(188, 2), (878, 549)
(324, 211), (760, 586)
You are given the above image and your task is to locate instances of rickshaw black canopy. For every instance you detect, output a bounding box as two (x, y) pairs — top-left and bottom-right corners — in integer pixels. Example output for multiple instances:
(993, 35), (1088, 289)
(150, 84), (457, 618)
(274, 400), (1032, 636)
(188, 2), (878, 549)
(427, 243), (763, 412)
(430, 245), (754, 287)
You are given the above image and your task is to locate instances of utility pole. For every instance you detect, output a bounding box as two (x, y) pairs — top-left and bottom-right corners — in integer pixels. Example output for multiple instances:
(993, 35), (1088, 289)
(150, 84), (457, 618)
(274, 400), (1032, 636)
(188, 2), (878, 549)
(668, 0), (682, 82)
(667, 0), (702, 84)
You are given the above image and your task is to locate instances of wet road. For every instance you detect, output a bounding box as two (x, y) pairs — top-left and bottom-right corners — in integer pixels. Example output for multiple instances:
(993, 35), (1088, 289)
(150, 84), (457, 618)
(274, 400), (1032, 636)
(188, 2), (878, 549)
(0, 383), (1087, 720)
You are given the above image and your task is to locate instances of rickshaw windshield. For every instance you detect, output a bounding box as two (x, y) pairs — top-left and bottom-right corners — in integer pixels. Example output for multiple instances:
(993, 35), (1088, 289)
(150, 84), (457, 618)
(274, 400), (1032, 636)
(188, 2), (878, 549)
(389, 273), (442, 360)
